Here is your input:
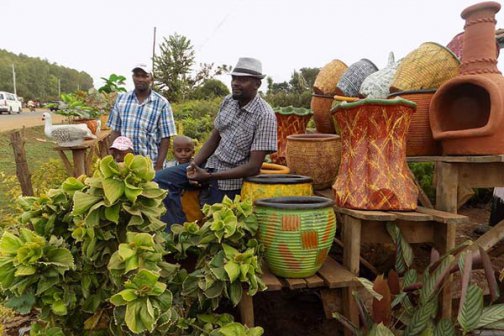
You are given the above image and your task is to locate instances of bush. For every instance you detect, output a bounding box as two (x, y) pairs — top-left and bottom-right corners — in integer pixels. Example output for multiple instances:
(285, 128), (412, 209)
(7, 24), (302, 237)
(263, 91), (311, 109)
(171, 98), (222, 142)
(409, 162), (435, 202)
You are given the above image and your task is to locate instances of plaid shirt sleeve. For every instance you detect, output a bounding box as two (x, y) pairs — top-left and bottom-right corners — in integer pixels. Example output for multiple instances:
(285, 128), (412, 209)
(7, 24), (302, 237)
(107, 94), (122, 131)
(158, 101), (177, 138)
(251, 110), (277, 152)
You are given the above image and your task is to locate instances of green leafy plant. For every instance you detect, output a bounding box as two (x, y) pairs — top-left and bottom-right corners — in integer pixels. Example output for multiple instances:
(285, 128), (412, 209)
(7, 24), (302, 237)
(0, 154), (265, 335)
(335, 223), (504, 336)
(98, 74), (127, 94)
(55, 93), (102, 120)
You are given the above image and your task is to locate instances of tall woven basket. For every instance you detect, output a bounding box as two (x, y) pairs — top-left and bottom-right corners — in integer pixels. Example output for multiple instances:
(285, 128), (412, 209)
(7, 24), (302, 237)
(389, 90), (441, 156)
(313, 59), (348, 95)
(286, 134), (341, 190)
(390, 42), (460, 93)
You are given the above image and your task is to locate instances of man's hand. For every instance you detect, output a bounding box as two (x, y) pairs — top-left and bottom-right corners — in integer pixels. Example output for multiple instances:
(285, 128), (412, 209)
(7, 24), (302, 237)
(186, 162), (211, 183)
(154, 163), (164, 172)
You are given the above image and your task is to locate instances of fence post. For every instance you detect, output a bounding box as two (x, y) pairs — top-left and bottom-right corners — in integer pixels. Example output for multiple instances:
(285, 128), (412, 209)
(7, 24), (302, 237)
(10, 129), (34, 196)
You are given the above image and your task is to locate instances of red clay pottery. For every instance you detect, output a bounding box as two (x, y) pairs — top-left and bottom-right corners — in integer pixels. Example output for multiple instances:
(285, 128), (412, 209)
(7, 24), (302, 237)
(286, 134), (342, 190)
(388, 89), (441, 156)
(270, 106), (312, 165)
(333, 98), (418, 210)
(430, 2), (504, 155)
(311, 94), (336, 134)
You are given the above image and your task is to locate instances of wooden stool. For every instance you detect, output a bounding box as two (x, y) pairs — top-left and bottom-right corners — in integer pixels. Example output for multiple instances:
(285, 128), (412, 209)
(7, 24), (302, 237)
(238, 256), (359, 329)
(335, 205), (468, 332)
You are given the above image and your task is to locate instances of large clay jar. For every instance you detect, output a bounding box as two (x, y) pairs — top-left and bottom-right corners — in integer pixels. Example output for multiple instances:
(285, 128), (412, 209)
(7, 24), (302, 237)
(270, 106), (312, 165)
(255, 196), (336, 278)
(241, 174), (313, 203)
(312, 94), (336, 134)
(388, 89), (441, 156)
(333, 98), (418, 210)
(430, 2), (504, 155)
(286, 134), (341, 190)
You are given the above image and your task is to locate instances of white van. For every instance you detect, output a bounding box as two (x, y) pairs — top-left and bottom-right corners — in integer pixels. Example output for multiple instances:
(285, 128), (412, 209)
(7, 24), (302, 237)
(0, 91), (22, 114)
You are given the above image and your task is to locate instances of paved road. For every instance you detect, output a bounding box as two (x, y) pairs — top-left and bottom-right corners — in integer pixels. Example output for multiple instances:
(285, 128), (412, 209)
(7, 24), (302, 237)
(0, 109), (65, 133)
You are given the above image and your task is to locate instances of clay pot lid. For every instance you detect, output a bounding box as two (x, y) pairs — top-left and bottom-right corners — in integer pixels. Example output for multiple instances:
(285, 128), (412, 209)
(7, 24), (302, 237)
(254, 196), (334, 209)
(462, 1), (501, 19)
(286, 133), (340, 141)
(244, 174), (313, 184)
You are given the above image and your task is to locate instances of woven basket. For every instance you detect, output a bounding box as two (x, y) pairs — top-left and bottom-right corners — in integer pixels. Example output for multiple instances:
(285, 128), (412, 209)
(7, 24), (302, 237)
(388, 90), (441, 156)
(286, 134), (342, 190)
(311, 94), (336, 134)
(360, 52), (401, 99)
(390, 42), (460, 93)
(313, 60), (348, 95)
(335, 59), (378, 97)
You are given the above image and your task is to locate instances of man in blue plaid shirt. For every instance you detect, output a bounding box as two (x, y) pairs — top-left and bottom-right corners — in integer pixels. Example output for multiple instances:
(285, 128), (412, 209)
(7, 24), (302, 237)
(155, 57), (277, 228)
(107, 63), (176, 171)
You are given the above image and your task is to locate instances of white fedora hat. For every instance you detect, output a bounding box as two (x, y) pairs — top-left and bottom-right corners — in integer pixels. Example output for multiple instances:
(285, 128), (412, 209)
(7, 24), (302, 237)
(230, 57), (265, 79)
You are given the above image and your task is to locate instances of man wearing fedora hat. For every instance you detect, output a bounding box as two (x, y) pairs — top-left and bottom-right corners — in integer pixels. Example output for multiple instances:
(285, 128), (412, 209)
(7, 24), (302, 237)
(107, 62), (177, 171)
(155, 57), (277, 228)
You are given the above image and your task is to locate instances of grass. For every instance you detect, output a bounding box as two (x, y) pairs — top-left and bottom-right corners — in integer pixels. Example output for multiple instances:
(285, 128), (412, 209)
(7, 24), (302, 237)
(0, 126), (60, 210)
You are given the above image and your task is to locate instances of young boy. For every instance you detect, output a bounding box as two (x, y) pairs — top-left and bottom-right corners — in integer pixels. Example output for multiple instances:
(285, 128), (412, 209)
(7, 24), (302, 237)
(109, 136), (134, 162)
(165, 135), (195, 167)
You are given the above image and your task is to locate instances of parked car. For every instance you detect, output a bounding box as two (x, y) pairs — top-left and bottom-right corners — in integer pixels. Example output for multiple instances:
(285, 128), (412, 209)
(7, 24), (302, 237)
(0, 91), (22, 114)
(46, 101), (67, 112)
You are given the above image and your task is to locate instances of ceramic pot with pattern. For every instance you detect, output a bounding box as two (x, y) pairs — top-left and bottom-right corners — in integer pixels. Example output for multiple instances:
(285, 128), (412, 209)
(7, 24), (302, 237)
(333, 98), (418, 210)
(241, 174), (313, 203)
(254, 196), (336, 278)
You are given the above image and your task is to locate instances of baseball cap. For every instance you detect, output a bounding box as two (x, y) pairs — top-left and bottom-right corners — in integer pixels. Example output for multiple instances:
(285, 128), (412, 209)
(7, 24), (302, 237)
(110, 136), (133, 151)
(132, 62), (152, 74)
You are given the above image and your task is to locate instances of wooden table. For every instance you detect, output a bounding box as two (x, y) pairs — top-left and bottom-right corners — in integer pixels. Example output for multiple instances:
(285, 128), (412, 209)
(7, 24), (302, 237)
(238, 256), (359, 329)
(53, 130), (111, 177)
(408, 155), (504, 213)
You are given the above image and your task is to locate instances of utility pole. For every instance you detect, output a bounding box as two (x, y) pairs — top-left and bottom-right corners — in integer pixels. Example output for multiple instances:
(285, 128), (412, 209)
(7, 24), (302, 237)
(152, 26), (157, 79)
(12, 64), (17, 95)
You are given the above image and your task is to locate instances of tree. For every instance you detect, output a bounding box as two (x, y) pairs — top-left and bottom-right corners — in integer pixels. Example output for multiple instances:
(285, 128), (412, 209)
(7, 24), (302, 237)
(153, 33), (195, 102)
(299, 67), (320, 89)
(189, 79), (230, 100)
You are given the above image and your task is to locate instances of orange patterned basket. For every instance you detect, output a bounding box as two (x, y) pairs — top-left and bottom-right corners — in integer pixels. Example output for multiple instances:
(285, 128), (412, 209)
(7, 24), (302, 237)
(388, 90), (441, 156)
(390, 42), (460, 93)
(313, 59), (348, 95)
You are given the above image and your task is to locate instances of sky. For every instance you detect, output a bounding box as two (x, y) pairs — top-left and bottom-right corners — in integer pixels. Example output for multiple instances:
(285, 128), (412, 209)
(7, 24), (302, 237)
(1, 0), (503, 91)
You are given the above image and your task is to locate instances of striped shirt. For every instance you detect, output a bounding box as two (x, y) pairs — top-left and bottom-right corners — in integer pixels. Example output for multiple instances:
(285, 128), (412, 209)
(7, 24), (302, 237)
(206, 94), (277, 190)
(107, 90), (176, 162)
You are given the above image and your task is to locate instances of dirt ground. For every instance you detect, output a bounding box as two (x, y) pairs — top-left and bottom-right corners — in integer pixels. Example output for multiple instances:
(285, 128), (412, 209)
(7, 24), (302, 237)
(253, 202), (502, 336)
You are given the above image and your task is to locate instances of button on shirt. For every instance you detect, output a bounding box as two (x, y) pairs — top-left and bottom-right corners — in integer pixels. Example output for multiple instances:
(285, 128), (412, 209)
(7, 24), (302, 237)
(107, 90), (176, 162)
(206, 95), (277, 190)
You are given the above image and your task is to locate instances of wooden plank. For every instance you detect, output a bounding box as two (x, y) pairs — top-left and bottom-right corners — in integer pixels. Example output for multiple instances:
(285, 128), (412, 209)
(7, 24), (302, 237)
(407, 155), (504, 163)
(284, 277), (307, 290)
(435, 162), (459, 213)
(416, 206), (468, 224)
(390, 211), (433, 221)
(474, 219), (504, 254)
(334, 238), (378, 276)
(320, 288), (342, 319)
(335, 207), (397, 221)
(305, 274), (325, 288)
(56, 150), (73, 176)
(342, 215), (361, 278)
(315, 188), (334, 200)
(260, 264), (283, 291)
(433, 221), (456, 319)
(318, 257), (360, 289)
(238, 294), (254, 327)
(361, 220), (434, 244)
(458, 162), (504, 188)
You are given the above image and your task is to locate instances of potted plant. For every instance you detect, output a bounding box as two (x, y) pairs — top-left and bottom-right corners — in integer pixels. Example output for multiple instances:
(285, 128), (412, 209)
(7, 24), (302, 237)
(97, 73), (127, 129)
(54, 93), (102, 134)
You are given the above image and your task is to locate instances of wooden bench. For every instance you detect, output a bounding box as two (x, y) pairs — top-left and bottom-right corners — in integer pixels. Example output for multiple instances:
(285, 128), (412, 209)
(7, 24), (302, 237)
(238, 256), (359, 327)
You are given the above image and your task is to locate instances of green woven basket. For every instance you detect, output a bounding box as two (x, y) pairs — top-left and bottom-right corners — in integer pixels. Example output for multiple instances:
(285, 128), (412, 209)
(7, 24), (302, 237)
(254, 196), (336, 278)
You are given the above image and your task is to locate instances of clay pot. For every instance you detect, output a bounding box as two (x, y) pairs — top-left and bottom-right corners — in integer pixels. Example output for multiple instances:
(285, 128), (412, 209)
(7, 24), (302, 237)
(270, 107), (312, 165)
(73, 118), (100, 135)
(260, 162), (290, 175)
(240, 174), (313, 203)
(311, 94), (336, 134)
(430, 1), (504, 154)
(286, 134), (341, 190)
(333, 98), (418, 210)
(388, 90), (441, 156)
(254, 196), (336, 278)
(335, 59), (378, 97)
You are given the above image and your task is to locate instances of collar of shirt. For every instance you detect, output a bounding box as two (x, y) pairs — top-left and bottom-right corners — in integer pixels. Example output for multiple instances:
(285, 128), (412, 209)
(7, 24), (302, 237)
(235, 94), (261, 114)
(128, 90), (158, 106)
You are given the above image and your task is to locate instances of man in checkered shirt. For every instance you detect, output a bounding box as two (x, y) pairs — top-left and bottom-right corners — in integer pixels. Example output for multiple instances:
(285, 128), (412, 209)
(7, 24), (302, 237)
(107, 63), (177, 171)
(155, 57), (277, 228)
